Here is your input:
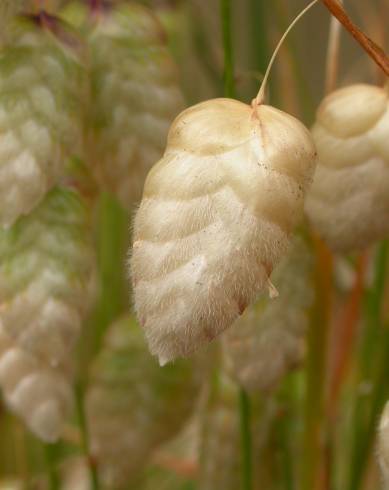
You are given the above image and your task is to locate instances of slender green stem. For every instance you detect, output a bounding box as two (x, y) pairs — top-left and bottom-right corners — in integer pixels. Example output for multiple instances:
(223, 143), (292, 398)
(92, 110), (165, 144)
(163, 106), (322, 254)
(44, 442), (60, 490)
(250, 0), (268, 76)
(348, 241), (388, 490)
(302, 238), (332, 490)
(75, 382), (100, 490)
(220, 0), (235, 98)
(219, 3), (252, 488)
(93, 192), (128, 354)
(239, 389), (253, 490)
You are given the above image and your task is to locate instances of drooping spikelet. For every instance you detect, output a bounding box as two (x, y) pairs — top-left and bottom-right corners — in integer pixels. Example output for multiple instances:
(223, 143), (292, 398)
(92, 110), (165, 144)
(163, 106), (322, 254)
(0, 187), (96, 442)
(86, 315), (201, 488)
(0, 14), (83, 226)
(306, 84), (389, 251)
(131, 97), (317, 364)
(63, 1), (184, 210)
(378, 401), (389, 488)
(223, 238), (313, 392)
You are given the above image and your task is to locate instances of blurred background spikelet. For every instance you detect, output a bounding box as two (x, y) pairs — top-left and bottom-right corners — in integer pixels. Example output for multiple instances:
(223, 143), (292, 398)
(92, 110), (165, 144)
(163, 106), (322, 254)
(223, 237), (313, 393)
(63, 1), (184, 210)
(0, 15), (84, 226)
(0, 187), (96, 442)
(85, 315), (201, 487)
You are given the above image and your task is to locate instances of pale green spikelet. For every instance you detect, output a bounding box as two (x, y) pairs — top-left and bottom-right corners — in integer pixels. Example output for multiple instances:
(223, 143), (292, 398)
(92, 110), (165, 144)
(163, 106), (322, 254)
(63, 1), (184, 210)
(0, 15), (83, 226)
(223, 238), (313, 393)
(86, 314), (201, 488)
(0, 187), (96, 442)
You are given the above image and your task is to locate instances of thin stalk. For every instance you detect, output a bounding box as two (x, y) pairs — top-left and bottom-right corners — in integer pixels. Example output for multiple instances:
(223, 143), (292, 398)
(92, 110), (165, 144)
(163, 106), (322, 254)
(250, 0), (268, 76)
(320, 0), (389, 76)
(348, 241), (389, 490)
(44, 442), (60, 490)
(272, 0), (315, 120)
(302, 235), (332, 490)
(239, 389), (253, 490)
(93, 192), (128, 354)
(75, 382), (100, 490)
(254, 0), (319, 105)
(220, 0), (235, 98)
(220, 3), (252, 488)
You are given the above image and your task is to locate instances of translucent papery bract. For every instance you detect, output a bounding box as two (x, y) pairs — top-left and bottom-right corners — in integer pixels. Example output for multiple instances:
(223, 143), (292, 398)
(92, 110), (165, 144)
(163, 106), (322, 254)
(306, 84), (389, 252)
(378, 401), (389, 487)
(0, 17), (83, 226)
(0, 187), (96, 442)
(64, 1), (184, 210)
(131, 97), (317, 364)
(86, 315), (201, 488)
(223, 238), (313, 393)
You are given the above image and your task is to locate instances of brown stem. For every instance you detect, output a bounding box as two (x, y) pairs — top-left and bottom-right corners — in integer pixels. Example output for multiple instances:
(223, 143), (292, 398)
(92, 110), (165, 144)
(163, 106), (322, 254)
(321, 0), (389, 76)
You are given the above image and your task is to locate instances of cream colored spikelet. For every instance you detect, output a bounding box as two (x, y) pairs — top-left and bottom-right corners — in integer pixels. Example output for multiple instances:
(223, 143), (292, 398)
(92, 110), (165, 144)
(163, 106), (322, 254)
(223, 238), (313, 392)
(0, 15), (83, 226)
(86, 315), (201, 488)
(306, 83), (389, 251)
(0, 188), (96, 442)
(130, 0), (319, 365)
(378, 401), (389, 489)
(130, 97), (317, 365)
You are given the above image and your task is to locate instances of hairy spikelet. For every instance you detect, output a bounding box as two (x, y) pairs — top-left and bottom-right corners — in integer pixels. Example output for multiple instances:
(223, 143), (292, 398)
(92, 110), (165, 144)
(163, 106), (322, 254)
(0, 188), (96, 442)
(63, 1), (184, 210)
(378, 401), (389, 488)
(131, 97), (317, 364)
(306, 84), (389, 251)
(223, 238), (313, 392)
(86, 315), (200, 487)
(0, 16), (83, 226)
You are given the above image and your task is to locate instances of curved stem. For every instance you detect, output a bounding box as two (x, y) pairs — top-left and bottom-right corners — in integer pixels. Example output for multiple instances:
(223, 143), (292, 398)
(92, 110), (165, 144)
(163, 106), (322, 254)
(254, 0), (319, 105)
(321, 0), (389, 76)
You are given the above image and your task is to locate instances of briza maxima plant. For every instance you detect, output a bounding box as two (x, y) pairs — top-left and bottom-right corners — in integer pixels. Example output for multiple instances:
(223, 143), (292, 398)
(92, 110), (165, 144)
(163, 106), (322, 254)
(223, 238), (313, 393)
(129, 0), (321, 365)
(130, 96), (317, 364)
(306, 83), (389, 251)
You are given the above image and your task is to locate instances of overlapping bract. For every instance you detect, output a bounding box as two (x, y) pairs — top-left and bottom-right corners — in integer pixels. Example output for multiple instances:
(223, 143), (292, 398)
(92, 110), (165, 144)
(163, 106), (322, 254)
(64, 1), (184, 210)
(223, 238), (313, 392)
(0, 188), (96, 442)
(86, 315), (200, 487)
(0, 16), (82, 226)
(131, 97), (317, 364)
(306, 83), (389, 251)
